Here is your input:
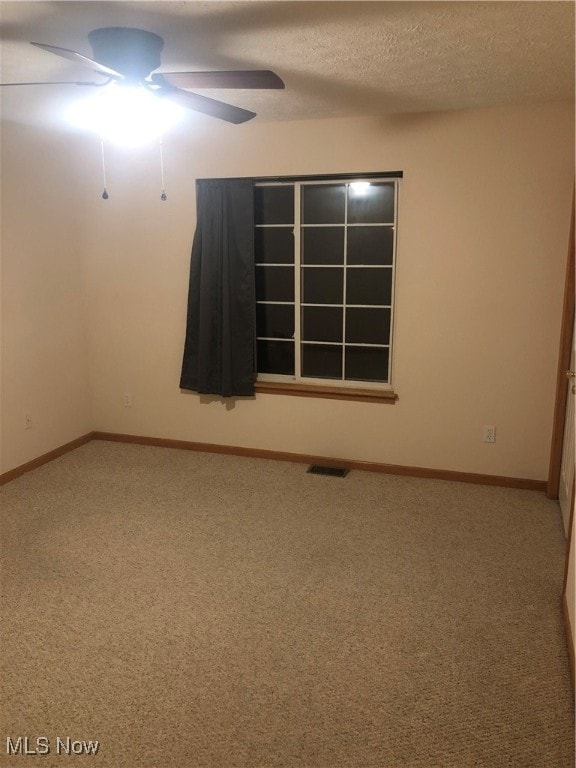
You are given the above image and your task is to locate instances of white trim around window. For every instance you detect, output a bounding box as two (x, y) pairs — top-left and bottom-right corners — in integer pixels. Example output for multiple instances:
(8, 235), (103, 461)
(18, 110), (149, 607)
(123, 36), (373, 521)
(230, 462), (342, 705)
(254, 175), (400, 399)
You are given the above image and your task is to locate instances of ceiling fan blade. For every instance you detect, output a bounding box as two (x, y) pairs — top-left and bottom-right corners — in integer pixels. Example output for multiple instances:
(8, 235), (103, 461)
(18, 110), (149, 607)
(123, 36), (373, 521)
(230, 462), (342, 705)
(152, 70), (284, 90)
(156, 84), (256, 124)
(0, 81), (104, 87)
(30, 42), (123, 79)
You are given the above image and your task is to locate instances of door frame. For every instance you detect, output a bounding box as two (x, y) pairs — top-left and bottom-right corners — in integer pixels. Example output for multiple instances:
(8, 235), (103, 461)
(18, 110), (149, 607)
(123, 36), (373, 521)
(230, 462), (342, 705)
(562, 479), (575, 687)
(548, 191), (575, 499)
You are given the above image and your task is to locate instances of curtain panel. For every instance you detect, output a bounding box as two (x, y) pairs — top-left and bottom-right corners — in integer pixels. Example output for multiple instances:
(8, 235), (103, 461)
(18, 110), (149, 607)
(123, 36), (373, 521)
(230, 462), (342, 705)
(180, 178), (256, 397)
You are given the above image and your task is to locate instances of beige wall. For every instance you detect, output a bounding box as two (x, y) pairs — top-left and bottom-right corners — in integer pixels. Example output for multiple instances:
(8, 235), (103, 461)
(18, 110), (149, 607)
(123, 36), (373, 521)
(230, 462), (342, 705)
(0, 122), (92, 473)
(78, 100), (573, 480)
(1, 101), (573, 480)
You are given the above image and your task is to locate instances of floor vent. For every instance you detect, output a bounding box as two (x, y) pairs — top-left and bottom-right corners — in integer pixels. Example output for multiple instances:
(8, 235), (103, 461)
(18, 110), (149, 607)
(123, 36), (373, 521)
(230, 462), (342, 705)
(307, 465), (350, 478)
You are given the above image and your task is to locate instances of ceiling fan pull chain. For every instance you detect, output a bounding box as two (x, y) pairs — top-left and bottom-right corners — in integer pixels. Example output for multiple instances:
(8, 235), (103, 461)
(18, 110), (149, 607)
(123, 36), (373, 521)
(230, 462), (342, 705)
(100, 137), (109, 200)
(159, 137), (167, 201)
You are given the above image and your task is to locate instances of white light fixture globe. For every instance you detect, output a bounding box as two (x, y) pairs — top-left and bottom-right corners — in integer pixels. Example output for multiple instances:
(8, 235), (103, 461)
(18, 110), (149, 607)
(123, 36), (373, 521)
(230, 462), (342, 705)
(68, 83), (185, 147)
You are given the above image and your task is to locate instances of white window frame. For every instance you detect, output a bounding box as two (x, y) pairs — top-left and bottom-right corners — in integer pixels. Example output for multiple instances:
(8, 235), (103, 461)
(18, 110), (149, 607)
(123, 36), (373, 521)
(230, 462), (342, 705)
(255, 176), (400, 392)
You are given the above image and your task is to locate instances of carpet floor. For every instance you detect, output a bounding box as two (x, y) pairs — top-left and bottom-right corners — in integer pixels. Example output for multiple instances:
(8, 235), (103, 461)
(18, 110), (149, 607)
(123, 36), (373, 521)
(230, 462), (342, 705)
(0, 440), (574, 767)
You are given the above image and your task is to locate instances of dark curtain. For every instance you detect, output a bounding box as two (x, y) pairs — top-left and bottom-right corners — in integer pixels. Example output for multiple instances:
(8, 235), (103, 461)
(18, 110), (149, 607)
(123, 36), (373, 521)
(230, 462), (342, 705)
(180, 178), (256, 397)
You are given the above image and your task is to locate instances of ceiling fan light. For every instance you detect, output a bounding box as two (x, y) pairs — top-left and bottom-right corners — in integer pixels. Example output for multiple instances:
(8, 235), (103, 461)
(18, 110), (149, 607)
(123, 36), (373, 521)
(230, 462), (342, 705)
(67, 82), (185, 147)
(349, 181), (371, 195)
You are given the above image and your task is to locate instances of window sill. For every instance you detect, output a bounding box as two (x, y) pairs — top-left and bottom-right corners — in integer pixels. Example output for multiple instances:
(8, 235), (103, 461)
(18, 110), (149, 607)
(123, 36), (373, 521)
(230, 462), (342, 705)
(254, 381), (398, 404)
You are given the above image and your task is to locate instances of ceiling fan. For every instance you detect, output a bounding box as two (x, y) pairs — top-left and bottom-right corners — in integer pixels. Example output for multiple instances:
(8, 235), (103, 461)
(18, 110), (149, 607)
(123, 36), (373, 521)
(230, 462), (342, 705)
(1, 26), (285, 124)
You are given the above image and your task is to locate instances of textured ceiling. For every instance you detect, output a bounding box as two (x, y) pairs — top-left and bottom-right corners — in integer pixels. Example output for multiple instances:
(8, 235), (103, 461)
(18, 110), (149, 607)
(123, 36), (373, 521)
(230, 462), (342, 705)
(0, 1), (574, 127)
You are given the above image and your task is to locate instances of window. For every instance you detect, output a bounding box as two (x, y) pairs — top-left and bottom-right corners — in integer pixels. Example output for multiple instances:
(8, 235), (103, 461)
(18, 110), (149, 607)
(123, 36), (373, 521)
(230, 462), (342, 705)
(254, 175), (399, 400)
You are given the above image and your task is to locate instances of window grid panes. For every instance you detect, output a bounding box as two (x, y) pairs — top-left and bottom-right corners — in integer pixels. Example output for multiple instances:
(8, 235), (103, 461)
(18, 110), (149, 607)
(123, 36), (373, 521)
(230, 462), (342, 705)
(255, 178), (398, 387)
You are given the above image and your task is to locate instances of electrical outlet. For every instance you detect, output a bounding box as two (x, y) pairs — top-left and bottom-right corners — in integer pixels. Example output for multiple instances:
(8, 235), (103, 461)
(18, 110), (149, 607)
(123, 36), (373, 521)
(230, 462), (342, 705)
(123, 393), (132, 407)
(483, 425), (496, 443)
(24, 413), (32, 430)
